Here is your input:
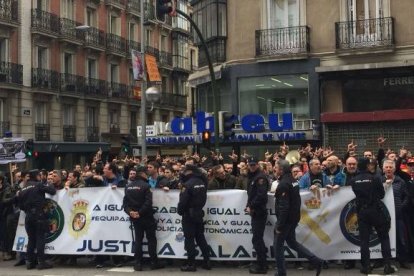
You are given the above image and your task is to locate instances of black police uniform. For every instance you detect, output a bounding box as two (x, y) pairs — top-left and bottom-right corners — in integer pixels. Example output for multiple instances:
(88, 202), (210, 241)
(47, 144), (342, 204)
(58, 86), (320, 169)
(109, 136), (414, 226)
(246, 167), (269, 273)
(18, 178), (56, 269)
(177, 165), (210, 271)
(123, 173), (162, 271)
(274, 171), (323, 276)
(351, 158), (394, 274)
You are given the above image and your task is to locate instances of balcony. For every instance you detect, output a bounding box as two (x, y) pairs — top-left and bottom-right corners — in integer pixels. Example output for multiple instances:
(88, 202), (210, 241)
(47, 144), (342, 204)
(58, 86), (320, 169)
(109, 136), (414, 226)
(126, 0), (141, 16)
(87, 126), (100, 142)
(0, 61), (23, 85)
(159, 51), (173, 68)
(172, 55), (191, 73)
(35, 123), (50, 141)
(84, 27), (106, 51)
(32, 68), (59, 90)
(145, 45), (159, 60)
(109, 124), (120, 134)
(159, 93), (187, 109)
(126, 40), (141, 56)
(59, 18), (84, 45)
(198, 37), (226, 68)
(0, 0), (19, 27)
(335, 17), (394, 51)
(60, 73), (85, 95)
(255, 26), (310, 57)
(84, 77), (107, 97)
(108, 81), (128, 99)
(63, 125), (76, 142)
(106, 33), (126, 56)
(143, 1), (155, 24)
(31, 9), (60, 38)
(0, 121), (10, 138)
(105, 0), (125, 10)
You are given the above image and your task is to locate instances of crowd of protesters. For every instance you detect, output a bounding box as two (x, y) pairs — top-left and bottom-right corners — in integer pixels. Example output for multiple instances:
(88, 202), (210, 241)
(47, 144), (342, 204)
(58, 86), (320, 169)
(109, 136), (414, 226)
(1, 137), (414, 273)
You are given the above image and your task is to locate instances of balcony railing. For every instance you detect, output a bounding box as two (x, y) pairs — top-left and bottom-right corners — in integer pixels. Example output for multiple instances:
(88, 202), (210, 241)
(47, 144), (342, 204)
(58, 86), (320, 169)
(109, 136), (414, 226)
(85, 77), (107, 97)
(144, 1), (155, 23)
(173, 55), (191, 72)
(106, 33), (126, 55)
(127, 0), (141, 15)
(0, 0), (19, 25)
(0, 121), (10, 138)
(126, 40), (141, 55)
(35, 123), (50, 141)
(0, 61), (23, 84)
(84, 27), (106, 50)
(87, 126), (100, 142)
(59, 18), (84, 42)
(145, 45), (159, 60)
(198, 37), (226, 68)
(31, 9), (60, 36)
(108, 81), (128, 99)
(32, 68), (59, 90)
(159, 93), (187, 109)
(159, 51), (173, 67)
(63, 125), (76, 142)
(335, 17), (394, 50)
(255, 26), (310, 57)
(105, 0), (126, 9)
(109, 124), (120, 134)
(60, 73), (85, 94)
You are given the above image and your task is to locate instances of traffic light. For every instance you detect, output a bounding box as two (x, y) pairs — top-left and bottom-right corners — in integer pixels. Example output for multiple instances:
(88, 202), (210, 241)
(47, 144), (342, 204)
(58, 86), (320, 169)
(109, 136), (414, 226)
(25, 139), (34, 157)
(121, 136), (131, 153)
(201, 131), (211, 149)
(220, 112), (237, 140)
(155, 0), (176, 22)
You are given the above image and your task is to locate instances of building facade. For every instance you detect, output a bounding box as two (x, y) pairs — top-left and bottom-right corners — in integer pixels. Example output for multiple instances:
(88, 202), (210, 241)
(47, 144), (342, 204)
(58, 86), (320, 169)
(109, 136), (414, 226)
(188, 0), (414, 157)
(0, 0), (193, 170)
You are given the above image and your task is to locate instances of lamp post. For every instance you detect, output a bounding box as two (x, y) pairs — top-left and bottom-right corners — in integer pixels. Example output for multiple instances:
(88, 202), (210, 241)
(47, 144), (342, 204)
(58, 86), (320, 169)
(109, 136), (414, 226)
(140, 0), (147, 161)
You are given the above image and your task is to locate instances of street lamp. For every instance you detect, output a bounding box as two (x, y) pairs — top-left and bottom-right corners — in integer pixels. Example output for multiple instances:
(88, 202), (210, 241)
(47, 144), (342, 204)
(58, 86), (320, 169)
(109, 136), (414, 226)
(145, 86), (161, 111)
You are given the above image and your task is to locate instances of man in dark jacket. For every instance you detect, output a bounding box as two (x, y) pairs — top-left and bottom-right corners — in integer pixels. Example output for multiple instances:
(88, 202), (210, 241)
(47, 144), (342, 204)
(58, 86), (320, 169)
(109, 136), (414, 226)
(273, 160), (324, 276)
(123, 167), (163, 271)
(17, 169), (56, 270)
(245, 156), (269, 274)
(208, 164), (237, 190)
(177, 164), (211, 272)
(351, 158), (395, 275)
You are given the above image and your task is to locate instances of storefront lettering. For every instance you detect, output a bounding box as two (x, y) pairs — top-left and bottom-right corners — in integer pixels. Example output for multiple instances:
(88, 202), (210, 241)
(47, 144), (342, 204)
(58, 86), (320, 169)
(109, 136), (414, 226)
(384, 76), (414, 86)
(171, 112), (293, 135)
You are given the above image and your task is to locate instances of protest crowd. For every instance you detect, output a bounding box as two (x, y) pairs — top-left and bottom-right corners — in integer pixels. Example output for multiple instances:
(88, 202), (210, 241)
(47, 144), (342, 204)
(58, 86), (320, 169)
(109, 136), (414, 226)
(1, 136), (414, 275)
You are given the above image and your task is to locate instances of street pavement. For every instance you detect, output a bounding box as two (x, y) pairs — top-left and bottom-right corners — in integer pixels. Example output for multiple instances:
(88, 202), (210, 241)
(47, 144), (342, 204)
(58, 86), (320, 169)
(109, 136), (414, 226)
(0, 258), (411, 276)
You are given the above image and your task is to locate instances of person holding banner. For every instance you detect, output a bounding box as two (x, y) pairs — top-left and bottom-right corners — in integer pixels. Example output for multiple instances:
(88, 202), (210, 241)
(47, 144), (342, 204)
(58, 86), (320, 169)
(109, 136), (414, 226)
(17, 169), (56, 270)
(273, 160), (324, 276)
(245, 156), (269, 274)
(122, 166), (164, 271)
(177, 164), (211, 272)
(351, 158), (395, 275)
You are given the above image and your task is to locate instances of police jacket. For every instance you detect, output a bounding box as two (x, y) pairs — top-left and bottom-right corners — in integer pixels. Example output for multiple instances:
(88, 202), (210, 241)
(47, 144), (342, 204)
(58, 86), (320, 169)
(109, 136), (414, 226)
(123, 176), (153, 220)
(18, 180), (56, 214)
(351, 170), (384, 212)
(177, 171), (207, 217)
(246, 169), (269, 216)
(274, 173), (301, 231)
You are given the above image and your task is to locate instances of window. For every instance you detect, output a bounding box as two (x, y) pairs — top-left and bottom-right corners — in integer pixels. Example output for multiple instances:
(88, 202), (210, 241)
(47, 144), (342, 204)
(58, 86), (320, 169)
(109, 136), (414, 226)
(87, 58), (97, 79)
(63, 52), (73, 74)
(161, 76), (168, 93)
(62, 104), (75, 125)
(61, 0), (74, 19)
(238, 74), (310, 119)
(146, 29), (152, 46)
(86, 106), (97, 127)
(175, 0), (189, 32)
(109, 14), (120, 35)
(0, 98), (4, 121)
(130, 111), (137, 131)
(109, 63), (119, 83)
(193, 0), (227, 43)
(345, 0), (386, 22)
(86, 7), (97, 27)
(35, 102), (47, 124)
(129, 22), (136, 41)
(109, 109), (119, 128)
(0, 38), (7, 62)
(37, 46), (48, 69)
(160, 34), (168, 51)
(37, 0), (48, 11)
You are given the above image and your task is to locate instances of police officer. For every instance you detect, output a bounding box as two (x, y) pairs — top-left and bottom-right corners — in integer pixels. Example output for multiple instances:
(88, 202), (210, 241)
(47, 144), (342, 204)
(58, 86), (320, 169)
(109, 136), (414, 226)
(122, 167), (164, 271)
(274, 160), (324, 276)
(177, 164), (211, 272)
(351, 158), (395, 275)
(245, 156), (269, 274)
(17, 169), (56, 270)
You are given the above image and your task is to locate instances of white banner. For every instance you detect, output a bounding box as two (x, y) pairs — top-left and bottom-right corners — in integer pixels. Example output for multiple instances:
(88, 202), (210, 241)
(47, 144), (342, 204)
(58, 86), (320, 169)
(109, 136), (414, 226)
(14, 186), (396, 260)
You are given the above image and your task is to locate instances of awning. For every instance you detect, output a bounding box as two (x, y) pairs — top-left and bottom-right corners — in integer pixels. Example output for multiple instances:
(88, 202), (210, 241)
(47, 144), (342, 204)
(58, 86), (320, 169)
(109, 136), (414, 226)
(188, 65), (222, 87)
